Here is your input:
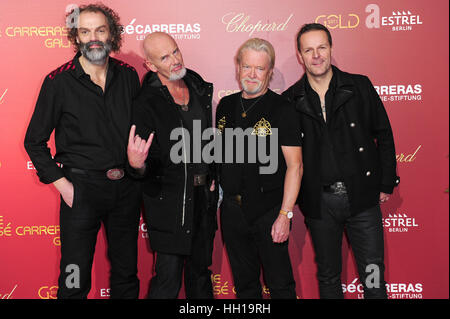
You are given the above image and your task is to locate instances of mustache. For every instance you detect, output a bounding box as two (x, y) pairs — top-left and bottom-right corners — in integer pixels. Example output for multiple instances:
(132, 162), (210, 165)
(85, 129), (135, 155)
(82, 40), (106, 50)
(171, 63), (184, 71)
(241, 77), (262, 85)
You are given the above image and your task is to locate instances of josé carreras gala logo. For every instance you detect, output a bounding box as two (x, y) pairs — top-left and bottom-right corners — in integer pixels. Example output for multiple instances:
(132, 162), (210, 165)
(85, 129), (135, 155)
(366, 4), (423, 31)
(123, 18), (201, 41)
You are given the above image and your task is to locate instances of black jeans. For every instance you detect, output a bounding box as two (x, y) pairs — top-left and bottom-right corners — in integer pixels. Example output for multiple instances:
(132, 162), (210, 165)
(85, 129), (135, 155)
(305, 192), (387, 299)
(221, 197), (296, 299)
(147, 185), (215, 299)
(57, 169), (141, 299)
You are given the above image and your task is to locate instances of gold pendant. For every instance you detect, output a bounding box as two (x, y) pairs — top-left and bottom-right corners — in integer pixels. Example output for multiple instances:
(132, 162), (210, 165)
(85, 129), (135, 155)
(241, 112), (247, 118)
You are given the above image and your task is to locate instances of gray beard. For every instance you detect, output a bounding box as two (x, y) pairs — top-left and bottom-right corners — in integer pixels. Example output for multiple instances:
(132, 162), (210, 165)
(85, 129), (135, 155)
(241, 78), (263, 95)
(169, 67), (187, 81)
(80, 41), (112, 65)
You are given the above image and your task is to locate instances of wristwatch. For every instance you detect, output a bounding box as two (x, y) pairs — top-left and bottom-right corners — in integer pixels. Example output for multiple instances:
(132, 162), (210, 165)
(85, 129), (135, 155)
(279, 209), (294, 219)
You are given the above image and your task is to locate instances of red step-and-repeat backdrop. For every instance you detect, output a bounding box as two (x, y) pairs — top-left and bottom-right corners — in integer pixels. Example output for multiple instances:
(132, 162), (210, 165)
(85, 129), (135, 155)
(0, 0), (448, 299)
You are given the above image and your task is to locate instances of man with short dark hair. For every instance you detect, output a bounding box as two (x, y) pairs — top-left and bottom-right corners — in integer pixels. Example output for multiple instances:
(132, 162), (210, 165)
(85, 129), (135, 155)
(283, 23), (400, 299)
(24, 4), (142, 299)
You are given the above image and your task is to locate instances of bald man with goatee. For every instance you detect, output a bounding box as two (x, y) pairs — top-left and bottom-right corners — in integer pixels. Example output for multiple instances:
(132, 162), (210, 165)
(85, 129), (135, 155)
(127, 32), (218, 299)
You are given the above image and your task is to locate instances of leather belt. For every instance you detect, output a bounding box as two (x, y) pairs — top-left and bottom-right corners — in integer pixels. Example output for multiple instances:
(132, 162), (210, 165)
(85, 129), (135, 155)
(193, 174), (208, 186)
(66, 167), (125, 181)
(323, 181), (347, 195)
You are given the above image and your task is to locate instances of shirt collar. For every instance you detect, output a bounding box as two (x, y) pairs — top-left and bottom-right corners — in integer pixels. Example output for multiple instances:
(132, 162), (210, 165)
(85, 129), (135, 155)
(71, 51), (115, 80)
(305, 69), (337, 95)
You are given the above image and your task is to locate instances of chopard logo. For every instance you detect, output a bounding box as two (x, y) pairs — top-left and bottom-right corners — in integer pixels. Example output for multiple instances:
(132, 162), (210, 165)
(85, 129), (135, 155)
(0, 89), (7, 104)
(222, 12), (294, 37)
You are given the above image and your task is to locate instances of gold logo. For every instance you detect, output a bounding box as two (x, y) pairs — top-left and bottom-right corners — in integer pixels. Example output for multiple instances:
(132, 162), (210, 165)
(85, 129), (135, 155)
(315, 14), (360, 29)
(38, 286), (58, 299)
(217, 116), (226, 134)
(252, 118), (272, 137)
(0, 89), (7, 105)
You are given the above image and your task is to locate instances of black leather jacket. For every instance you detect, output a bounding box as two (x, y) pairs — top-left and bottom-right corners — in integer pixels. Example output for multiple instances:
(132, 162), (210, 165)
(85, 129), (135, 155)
(130, 68), (217, 255)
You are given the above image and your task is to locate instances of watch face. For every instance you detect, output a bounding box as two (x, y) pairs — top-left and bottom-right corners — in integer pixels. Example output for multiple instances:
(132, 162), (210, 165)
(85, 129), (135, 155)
(287, 211), (293, 219)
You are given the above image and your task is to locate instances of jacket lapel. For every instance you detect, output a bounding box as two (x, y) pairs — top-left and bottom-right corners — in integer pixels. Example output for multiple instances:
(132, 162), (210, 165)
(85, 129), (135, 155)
(332, 66), (355, 115)
(291, 76), (323, 122)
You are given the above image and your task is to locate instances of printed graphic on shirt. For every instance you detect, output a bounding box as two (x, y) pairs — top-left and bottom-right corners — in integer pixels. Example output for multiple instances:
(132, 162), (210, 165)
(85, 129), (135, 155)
(251, 118), (272, 137)
(218, 116), (226, 134)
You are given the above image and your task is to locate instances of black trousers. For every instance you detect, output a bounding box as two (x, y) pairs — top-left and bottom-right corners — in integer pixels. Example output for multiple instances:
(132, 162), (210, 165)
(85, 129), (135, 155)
(305, 191), (388, 299)
(220, 197), (296, 299)
(57, 169), (141, 299)
(147, 185), (215, 299)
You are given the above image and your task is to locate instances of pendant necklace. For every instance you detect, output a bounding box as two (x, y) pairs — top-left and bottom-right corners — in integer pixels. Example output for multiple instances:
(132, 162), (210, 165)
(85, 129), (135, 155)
(240, 93), (264, 118)
(180, 87), (189, 111)
(176, 86), (189, 111)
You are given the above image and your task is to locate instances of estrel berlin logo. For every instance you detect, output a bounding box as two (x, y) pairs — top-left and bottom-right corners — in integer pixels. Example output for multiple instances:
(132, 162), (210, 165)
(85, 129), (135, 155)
(366, 4), (423, 31)
(383, 213), (419, 233)
(0, 88), (7, 105)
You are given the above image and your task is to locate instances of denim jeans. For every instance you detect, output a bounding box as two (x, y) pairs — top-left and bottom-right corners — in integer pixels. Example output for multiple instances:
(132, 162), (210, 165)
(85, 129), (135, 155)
(305, 191), (387, 299)
(57, 169), (141, 299)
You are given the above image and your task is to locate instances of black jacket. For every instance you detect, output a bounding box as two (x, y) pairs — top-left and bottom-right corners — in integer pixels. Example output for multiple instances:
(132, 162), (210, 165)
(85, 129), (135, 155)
(131, 69), (217, 255)
(282, 66), (400, 219)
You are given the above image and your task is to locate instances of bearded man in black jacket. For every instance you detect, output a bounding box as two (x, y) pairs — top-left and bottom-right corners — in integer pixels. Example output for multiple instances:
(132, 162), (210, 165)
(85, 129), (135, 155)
(127, 32), (217, 299)
(283, 23), (400, 299)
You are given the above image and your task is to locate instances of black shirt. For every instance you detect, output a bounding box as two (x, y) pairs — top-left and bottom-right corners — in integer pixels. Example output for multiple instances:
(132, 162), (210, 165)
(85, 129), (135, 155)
(216, 89), (302, 223)
(24, 52), (140, 184)
(305, 74), (343, 185)
(176, 84), (209, 175)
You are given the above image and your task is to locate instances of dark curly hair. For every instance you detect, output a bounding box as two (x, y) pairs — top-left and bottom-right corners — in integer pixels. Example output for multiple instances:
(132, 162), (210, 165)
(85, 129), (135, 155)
(66, 3), (123, 52)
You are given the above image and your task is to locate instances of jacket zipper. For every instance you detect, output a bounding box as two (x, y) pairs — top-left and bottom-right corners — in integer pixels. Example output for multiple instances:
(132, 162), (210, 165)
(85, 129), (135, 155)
(180, 119), (188, 227)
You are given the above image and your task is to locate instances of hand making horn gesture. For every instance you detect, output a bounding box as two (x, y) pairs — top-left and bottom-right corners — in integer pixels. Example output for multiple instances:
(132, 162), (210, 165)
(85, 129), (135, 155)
(127, 124), (154, 171)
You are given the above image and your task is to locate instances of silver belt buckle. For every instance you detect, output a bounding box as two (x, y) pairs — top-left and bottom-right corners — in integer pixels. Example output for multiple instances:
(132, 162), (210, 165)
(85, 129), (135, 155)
(106, 168), (125, 180)
(334, 182), (346, 195)
(193, 174), (207, 186)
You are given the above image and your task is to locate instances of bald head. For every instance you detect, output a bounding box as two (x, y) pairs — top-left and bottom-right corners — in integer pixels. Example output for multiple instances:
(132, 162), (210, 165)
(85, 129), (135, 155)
(143, 32), (176, 60)
(143, 32), (186, 81)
